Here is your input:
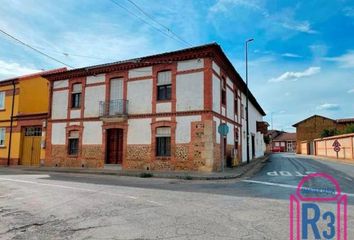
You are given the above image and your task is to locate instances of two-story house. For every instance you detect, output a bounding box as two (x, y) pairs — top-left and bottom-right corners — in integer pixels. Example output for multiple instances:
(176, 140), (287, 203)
(44, 43), (266, 172)
(0, 68), (66, 166)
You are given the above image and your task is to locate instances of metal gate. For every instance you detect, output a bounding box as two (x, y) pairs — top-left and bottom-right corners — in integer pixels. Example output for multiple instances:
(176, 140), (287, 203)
(20, 127), (42, 166)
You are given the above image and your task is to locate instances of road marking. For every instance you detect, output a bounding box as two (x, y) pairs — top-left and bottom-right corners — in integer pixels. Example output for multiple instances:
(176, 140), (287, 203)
(0, 176), (163, 206)
(267, 171), (316, 177)
(242, 180), (354, 197)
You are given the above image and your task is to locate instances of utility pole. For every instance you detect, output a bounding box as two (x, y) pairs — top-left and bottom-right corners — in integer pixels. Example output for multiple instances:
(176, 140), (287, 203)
(245, 38), (254, 164)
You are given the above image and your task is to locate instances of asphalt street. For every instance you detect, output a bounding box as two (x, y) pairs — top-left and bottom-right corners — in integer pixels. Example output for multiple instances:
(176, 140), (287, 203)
(0, 153), (353, 239)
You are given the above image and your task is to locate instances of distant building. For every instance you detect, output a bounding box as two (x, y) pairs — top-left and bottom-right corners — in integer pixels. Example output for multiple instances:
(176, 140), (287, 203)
(43, 43), (267, 172)
(271, 132), (296, 152)
(292, 115), (354, 154)
(265, 130), (296, 152)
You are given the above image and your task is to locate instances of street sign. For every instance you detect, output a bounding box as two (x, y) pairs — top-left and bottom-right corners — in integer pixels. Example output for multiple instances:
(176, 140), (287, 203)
(218, 123), (229, 136)
(332, 140), (341, 153)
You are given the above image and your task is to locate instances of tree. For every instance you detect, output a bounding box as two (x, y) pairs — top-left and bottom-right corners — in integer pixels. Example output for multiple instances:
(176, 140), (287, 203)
(320, 128), (339, 138)
(342, 124), (354, 134)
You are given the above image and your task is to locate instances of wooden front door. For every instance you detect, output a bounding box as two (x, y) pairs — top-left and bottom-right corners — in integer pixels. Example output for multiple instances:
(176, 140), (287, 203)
(106, 129), (123, 164)
(20, 127), (42, 166)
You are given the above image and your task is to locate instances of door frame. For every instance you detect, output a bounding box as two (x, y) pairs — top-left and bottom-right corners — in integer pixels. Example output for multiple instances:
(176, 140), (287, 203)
(105, 128), (123, 164)
(19, 126), (42, 166)
(102, 123), (128, 167)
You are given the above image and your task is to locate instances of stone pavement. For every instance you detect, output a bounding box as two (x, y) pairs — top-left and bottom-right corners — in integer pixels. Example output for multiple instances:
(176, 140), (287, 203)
(1, 155), (269, 180)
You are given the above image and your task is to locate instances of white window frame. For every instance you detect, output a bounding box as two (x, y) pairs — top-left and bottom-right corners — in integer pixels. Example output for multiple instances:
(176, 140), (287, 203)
(0, 128), (5, 147)
(0, 92), (5, 110)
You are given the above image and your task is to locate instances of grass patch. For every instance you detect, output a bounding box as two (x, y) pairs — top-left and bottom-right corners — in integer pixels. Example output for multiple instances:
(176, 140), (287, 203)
(139, 172), (153, 178)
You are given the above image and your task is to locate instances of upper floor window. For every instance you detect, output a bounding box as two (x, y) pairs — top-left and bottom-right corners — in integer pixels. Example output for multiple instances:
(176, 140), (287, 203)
(221, 77), (226, 105)
(156, 127), (171, 157)
(157, 71), (171, 101)
(241, 104), (244, 118)
(0, 92), (5, 110)
(0, 128), (5, 146)
(71, 83), (82, 109)
(68, 130), (79, 156)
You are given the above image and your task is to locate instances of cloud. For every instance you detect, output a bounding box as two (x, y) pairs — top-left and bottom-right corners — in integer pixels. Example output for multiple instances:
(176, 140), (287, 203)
(316, 103), (340, 111)
(348, 88), (354, 94)
(209, 0), (268, 17)
(324, 50), (354, 68)
(281, 53), (301, 58)
(343, 7), (354, 17)
(282, 21), (317, 34)
(269, 67), (321, 83)
(0, 59), (39, 79)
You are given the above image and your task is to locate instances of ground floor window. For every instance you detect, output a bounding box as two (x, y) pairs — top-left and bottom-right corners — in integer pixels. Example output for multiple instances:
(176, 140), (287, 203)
(68, 131), (79, 156)
(156, 127), (171, 157)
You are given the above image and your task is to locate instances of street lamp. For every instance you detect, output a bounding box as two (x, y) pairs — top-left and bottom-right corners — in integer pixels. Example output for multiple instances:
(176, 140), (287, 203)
(245, 38), (254, 164)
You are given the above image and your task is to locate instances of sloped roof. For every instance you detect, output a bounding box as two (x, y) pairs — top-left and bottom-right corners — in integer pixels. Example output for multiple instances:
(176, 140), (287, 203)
(292, 115), (335, 127)
(336, 118), (354, 124)
(43, 43), (266, 116)
(273, 132), (296, 141)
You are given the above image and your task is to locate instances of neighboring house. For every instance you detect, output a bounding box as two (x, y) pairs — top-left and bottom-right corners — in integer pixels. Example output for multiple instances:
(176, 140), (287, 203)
(44, 43), (266, 172)
(0, 68), (66, 166)
(271, 132), (296, 152)
(293, 115), (354, 154)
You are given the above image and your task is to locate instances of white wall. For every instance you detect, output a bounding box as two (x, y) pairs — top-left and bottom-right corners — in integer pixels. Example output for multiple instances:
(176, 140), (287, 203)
(52, 90), (68, 119)
(86, 74), (105, 84)
(70, 109), (80, 119)
(51, 123), (66, 144)
(83, 121), (102, 144)
(177, 59), (204, 71)
(176, 72), (204, 111)
(226, 88), (234, 120)
(128, 66), (152, 78)
(241, 92), (265, 162)
(127, 119), (151, 144)
(212, 74), (220, 113)
(53, 80), (68, 89)
(213, 116), (220, 144)
(176, 115), (201, 143)
(127, 79), (152, 114)
(84, 85), (105, 117)
(156, 102), (171, 113)
(212, 61), (220, 75)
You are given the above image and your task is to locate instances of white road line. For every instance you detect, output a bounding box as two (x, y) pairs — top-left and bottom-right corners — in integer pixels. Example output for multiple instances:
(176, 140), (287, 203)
(242, 180), (354, 197)
(0, 177), (163, 206)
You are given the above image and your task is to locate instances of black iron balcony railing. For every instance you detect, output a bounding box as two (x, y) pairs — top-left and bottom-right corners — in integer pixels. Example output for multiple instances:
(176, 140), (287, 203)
(99, 99), (128, 117)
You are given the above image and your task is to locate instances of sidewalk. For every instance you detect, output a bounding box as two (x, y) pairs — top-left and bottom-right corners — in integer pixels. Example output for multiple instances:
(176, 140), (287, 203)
(1, 155), (269, 180)
(295, 154), (354, 166)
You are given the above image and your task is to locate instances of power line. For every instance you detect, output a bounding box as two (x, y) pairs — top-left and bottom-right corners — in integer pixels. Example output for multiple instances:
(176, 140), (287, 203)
(126, 0), (192, 47)
(109, 0), (191, 47)
(0, 28), (74, 68)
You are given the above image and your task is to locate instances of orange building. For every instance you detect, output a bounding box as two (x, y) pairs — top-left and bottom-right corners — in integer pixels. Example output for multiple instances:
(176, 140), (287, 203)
(0, 68), (66, 166)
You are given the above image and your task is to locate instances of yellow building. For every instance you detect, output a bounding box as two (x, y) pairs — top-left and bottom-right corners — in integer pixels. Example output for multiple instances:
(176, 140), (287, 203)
(0, 68), (66, 166)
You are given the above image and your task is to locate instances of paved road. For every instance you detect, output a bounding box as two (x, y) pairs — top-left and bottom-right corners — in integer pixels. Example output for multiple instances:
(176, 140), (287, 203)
(0, 153), (353, 239)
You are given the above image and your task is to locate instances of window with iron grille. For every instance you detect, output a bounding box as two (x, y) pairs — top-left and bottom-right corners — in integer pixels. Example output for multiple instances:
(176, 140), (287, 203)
(156, 127), (171, 157)
(25, 127), (42, 136)
(68, 131), (79, 155)
(234, 90), (238, 115)
(157, 71), (172, 101)
(71, 83), (82, 108)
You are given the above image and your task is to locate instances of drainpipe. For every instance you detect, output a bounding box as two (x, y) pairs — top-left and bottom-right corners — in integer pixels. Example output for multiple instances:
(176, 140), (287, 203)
(7, 79), (16, 166)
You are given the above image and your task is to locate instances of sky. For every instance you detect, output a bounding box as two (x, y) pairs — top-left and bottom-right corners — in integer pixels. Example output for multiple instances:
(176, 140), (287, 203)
(0, 0), (353, 131)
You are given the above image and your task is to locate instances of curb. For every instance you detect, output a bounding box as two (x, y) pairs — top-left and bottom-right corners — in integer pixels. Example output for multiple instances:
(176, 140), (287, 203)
(2, 155), (270, 180)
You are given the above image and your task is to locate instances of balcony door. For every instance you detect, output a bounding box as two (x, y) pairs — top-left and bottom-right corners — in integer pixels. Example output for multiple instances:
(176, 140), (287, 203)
(106, 128), (123, 164)
(109, 78), (123, 115)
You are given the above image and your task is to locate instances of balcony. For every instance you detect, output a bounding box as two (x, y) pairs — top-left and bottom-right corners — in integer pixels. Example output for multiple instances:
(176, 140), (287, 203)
(99, 99), (128, 121)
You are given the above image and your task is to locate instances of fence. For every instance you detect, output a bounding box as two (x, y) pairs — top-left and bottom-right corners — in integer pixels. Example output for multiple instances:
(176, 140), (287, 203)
(300, 133), (354, 160)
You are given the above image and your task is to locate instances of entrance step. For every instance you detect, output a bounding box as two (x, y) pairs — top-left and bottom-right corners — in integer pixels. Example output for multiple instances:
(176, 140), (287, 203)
(104, 164), (122, 170)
